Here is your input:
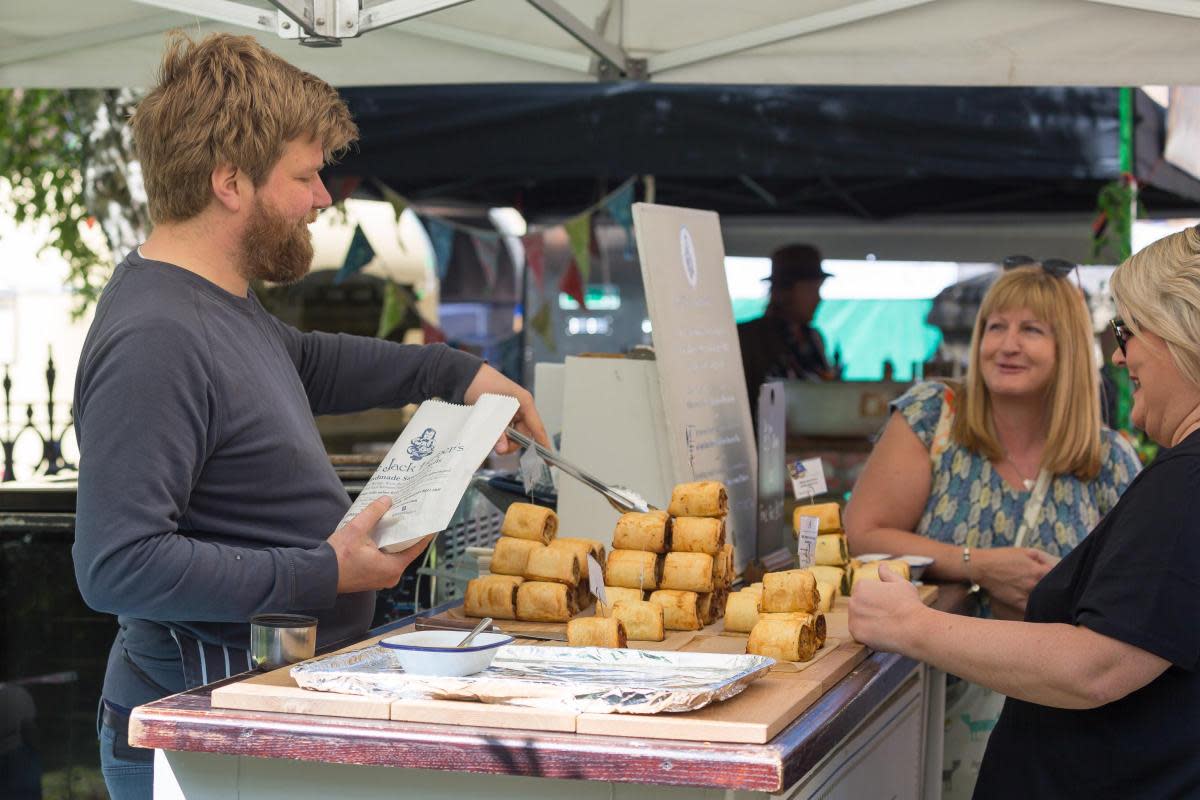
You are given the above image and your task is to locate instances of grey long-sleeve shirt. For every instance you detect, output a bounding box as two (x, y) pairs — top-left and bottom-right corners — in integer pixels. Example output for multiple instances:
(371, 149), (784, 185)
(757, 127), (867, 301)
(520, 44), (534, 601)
(73, 252), (483, 707)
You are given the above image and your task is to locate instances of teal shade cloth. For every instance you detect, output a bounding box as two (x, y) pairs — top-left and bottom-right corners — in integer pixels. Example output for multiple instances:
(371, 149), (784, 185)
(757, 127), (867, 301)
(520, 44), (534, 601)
(731, 298), (944, 381)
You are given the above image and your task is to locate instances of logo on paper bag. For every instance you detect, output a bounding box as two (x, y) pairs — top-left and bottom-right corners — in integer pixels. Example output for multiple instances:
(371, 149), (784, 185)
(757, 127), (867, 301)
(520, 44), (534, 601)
(680, 226), (698, 288)
(407, 427), (437, 461)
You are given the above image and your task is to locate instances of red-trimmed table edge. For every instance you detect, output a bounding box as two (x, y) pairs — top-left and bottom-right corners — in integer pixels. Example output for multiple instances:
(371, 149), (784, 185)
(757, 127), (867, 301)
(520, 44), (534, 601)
(130, 584), (972, 794)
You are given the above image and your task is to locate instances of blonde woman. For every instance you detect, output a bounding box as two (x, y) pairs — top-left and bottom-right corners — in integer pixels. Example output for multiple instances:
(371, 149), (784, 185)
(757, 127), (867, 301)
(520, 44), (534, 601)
(844, 263), (1139, 797)
(851, 226), (1200, 799)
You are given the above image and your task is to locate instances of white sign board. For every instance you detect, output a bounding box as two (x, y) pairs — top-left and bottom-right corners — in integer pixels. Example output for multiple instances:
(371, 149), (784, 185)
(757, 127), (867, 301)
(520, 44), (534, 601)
(632, 203), (758, 571)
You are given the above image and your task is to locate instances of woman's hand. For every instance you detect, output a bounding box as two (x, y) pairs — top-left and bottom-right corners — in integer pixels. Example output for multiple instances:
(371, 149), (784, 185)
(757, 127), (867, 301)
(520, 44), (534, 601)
(848, 565), (926, 653)
(972, 547), (1058, 613)
(463, 364), (550, 453)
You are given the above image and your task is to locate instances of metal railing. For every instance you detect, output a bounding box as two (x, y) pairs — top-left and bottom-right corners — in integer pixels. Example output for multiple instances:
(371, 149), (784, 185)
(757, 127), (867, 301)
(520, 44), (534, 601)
(1, 350), (76, 481)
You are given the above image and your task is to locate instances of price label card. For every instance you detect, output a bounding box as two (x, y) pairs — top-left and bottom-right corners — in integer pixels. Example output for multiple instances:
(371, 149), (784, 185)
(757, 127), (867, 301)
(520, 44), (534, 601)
(789, 457), (828, 500)
(796, 514), (820, 568)
(587, 555), (607, 606)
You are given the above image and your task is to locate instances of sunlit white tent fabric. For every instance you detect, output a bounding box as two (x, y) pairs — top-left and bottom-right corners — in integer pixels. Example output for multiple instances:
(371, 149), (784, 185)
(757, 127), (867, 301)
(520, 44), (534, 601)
(4, 0), (1200, 88)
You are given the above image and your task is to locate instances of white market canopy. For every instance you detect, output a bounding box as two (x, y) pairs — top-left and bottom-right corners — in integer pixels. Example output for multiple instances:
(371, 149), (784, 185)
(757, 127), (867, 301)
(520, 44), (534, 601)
(4, 0), (1200, 89)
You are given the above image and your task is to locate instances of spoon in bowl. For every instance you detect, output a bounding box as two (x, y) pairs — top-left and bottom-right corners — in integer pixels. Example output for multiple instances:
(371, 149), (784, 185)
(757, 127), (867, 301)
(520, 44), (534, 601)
(457, 616), (493, 648)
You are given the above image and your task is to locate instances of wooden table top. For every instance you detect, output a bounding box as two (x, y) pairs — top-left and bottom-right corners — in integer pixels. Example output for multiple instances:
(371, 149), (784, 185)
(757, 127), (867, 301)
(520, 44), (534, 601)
(130, 584), (972, 793)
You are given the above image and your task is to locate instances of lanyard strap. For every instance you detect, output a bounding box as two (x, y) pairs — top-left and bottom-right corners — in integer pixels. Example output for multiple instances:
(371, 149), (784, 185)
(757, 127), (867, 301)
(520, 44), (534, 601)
(1012, 469), (1051, 549)
(929, 390), (1049, 550)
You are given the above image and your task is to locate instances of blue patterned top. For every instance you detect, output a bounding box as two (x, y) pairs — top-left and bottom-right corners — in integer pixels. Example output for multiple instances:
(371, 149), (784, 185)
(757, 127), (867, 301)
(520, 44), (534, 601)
(893, 381), (1140, 556)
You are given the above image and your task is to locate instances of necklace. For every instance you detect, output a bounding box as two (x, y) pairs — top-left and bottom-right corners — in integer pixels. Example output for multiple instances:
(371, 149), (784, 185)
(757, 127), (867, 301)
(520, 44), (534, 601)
(1004, 453), (1036, 491)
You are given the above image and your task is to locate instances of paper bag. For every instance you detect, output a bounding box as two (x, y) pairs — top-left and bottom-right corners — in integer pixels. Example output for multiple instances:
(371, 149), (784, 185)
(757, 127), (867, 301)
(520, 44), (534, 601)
(340, 393), (519, 552)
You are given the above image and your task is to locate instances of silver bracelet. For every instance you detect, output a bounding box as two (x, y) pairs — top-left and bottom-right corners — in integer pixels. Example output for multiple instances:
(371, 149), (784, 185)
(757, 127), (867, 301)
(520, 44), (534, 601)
(963, 546), (981, 594)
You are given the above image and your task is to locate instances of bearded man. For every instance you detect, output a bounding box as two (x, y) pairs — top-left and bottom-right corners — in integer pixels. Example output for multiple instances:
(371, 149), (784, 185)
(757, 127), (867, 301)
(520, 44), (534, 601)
(72, 32), (547, 800)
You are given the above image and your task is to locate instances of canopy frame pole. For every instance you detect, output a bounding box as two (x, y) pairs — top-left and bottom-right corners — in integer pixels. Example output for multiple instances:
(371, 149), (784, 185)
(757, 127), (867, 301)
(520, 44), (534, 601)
(1086, 0), (1200, 19)
(0, 10), (187, 68)
(132, 0), (276, 32)
(357, 0), (477, 33)
(393, 20), (593, 73)
(646, 0), (939, 76)
(524, 0), (640, 78)
(132, 0), (600, 72)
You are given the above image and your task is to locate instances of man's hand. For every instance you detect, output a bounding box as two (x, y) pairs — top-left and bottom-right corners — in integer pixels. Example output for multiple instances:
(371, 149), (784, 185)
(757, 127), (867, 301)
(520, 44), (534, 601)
(327, 496), (434, 594)
(848, 565), (925, 653)
(463, 363), (550, 454)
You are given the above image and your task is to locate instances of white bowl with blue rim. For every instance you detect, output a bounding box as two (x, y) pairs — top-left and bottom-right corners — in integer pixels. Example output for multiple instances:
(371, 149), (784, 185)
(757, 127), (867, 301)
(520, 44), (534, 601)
(856, 553), (892, 563)
(379, 630), (512, 676)
(898, 554), (935, 581)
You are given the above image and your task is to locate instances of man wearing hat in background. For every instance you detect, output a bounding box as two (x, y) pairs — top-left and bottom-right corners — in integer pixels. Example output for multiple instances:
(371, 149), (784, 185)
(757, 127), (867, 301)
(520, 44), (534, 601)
(737, 243), (835, 407)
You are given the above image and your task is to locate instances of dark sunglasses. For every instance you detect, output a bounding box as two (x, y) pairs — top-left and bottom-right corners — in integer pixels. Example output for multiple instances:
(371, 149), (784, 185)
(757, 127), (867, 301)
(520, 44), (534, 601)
(1110, 318), (1134, 356)
(1002, 255), (1081, 287)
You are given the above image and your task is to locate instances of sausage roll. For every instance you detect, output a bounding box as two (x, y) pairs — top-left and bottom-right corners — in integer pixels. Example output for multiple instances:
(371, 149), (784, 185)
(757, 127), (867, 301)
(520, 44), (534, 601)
(464, 574), (524, 620)
(500, 502), (558, 544)
(612, 510), (672, 553)
(667, 481), (729, 518)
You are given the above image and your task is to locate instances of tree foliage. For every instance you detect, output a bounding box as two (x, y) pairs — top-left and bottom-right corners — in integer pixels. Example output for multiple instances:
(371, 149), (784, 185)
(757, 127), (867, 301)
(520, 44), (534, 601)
(0, 89), (147, 315)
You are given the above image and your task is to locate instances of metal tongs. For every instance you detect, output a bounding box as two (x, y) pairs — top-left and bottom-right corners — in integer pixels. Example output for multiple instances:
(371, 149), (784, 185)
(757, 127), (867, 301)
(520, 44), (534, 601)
(505, 427), (654, 514)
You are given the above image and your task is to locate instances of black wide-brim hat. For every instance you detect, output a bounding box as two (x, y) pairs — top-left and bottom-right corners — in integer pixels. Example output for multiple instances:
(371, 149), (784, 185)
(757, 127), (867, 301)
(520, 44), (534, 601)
(765, 243), (832, 285)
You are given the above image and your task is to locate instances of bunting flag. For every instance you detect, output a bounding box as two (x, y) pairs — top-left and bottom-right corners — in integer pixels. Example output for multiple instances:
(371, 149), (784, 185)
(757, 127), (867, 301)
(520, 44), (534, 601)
(379, 184), (409, 252)
(421, 216), (455, 280)
(522, 232), (546, 295)
(376, 281), (412, 339)
(327, 175), (362, 205)
(603, 181), (636, 258)
(563, 213), (592, 284)
(471, 234), (501, 289)
(588, 211), (607, 284)
(559, 258), (587, 310)
(529, 300), (555, 352)
(589, 210), (602, 258)
(378, 183), (408, 222)
(420, 317), (447, 344)
(334, 224), (375, 285)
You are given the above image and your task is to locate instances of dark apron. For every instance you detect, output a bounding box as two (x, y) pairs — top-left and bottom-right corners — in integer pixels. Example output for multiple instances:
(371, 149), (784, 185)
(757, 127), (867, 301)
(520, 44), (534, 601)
(102, 625), (252, 762)
(167, 628), (253, 689)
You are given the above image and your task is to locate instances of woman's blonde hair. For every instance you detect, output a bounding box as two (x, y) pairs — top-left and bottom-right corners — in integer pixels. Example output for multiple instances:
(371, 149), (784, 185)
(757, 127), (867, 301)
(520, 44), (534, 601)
(132, 31), (358, 224)
(1110, 225), (1200, 388)
(951, 266), (1102, 479)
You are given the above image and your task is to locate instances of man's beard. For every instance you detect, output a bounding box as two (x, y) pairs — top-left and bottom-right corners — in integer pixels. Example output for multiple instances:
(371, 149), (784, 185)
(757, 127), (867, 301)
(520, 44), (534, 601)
(237, 197), (315, 285)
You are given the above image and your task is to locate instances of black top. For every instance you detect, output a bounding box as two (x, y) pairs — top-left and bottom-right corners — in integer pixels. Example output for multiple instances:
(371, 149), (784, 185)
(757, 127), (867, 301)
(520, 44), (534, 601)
(737, 314), (828, 399)
(976, 430), (1200, 799)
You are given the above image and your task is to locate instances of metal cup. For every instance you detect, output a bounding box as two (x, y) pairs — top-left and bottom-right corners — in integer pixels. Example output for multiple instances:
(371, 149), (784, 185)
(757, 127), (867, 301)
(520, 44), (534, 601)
(249, 614), (317, 671)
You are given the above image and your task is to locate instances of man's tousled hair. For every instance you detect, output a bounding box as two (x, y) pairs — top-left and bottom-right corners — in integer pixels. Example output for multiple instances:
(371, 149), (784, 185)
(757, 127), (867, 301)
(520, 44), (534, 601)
(132, 31), (358, 223)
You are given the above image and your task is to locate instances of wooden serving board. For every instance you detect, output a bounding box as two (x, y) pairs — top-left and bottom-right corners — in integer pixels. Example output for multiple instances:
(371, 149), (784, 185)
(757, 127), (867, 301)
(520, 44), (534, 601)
(574, 673), (825, 744)
(679, 635), (846, 673)
(209, 583), (940, 744)
(437, 604), (596, 635)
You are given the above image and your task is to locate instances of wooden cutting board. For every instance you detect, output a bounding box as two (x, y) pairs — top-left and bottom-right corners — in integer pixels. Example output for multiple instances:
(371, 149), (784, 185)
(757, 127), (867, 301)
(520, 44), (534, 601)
(209, 584), (939, 743)
(679, 635), (846, 673)
(574, 673), (825, 743)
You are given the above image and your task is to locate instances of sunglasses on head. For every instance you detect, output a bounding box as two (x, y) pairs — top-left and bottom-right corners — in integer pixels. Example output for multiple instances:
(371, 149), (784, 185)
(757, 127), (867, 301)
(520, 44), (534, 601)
(1002, 254), (1079, 277)
(1110, 318), (1134, 356)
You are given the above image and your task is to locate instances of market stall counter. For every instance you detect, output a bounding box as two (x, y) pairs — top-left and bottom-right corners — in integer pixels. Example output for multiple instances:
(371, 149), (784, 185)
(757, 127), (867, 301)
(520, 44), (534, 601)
(130, 584), (972, 799)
